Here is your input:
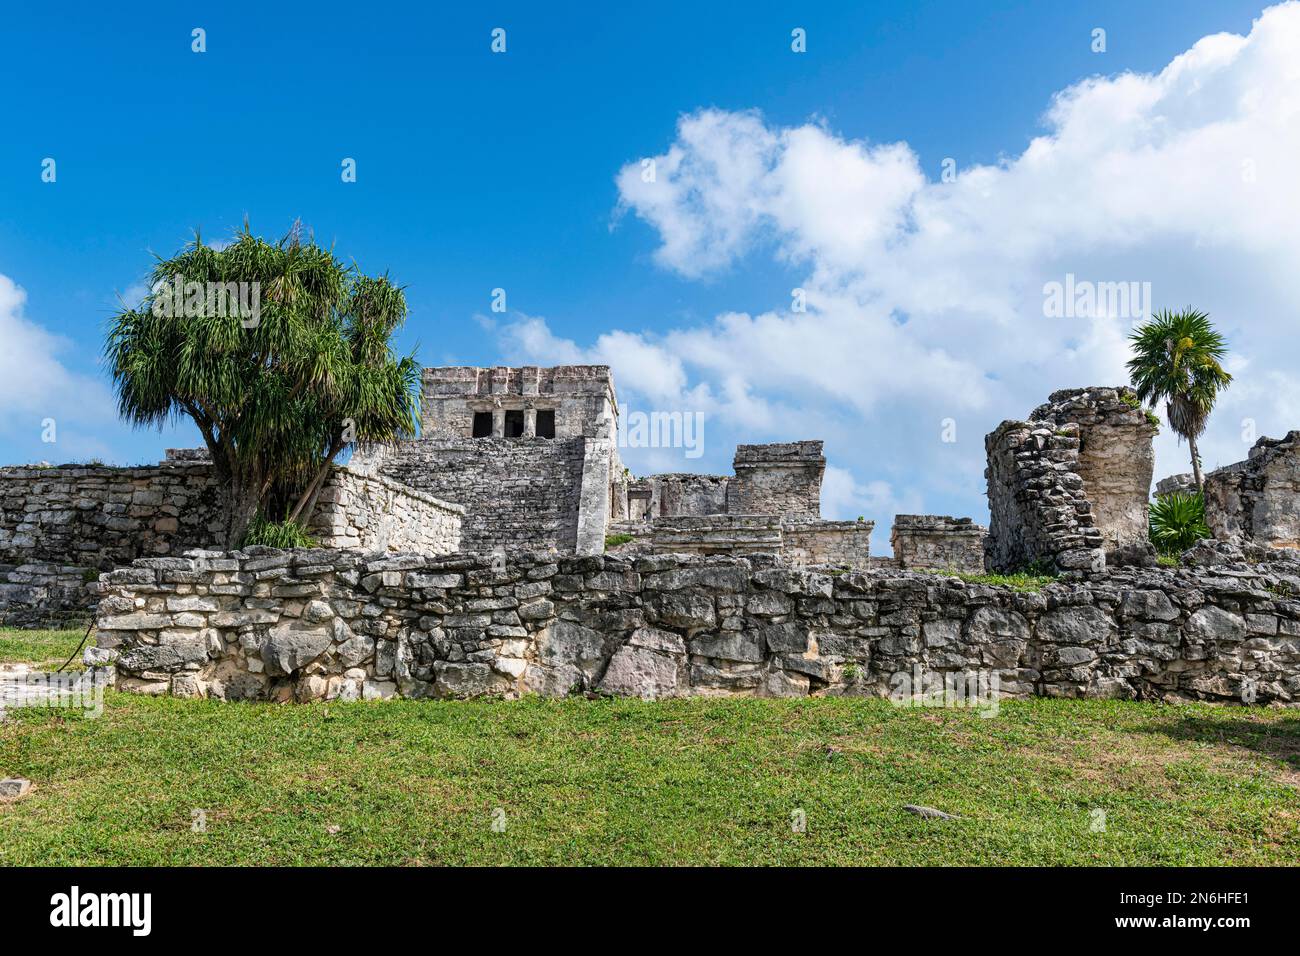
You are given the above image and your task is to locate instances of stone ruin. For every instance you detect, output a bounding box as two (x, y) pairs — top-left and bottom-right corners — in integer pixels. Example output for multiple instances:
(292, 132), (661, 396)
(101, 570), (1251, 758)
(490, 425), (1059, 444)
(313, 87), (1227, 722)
(890, 516), (986, 573)
(0, 449), (463, 627)
(985, 387), (1157, 574)
(0, 366), (885, 625)
(6, 369), (1300, 706)
(1155, 473), (1196, 497)
(614, 439), (876, 569)
(1203, 431), (1300, 548)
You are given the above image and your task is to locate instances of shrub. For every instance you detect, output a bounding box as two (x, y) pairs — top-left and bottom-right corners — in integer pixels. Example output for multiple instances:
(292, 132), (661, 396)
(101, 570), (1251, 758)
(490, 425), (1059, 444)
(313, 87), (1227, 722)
(244, 515), (317, 549)
(1149, 491), (1210, 555)
(1118, 391), (1161, 431)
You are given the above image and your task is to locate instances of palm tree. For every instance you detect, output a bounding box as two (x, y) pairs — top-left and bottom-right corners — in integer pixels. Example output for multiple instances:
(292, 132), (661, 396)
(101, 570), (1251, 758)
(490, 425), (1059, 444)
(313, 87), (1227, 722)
(105, 223), (420, 547)
(1126, 308), (1232, 491)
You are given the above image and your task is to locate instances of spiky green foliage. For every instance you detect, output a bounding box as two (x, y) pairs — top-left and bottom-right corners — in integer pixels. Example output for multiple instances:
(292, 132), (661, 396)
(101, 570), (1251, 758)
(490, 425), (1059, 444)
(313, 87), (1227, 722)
(1127, 309), (1232, 489)
(105, 224), (420, 546)
(243, 515), (317, 549)
(1149, 491), (1210, 555)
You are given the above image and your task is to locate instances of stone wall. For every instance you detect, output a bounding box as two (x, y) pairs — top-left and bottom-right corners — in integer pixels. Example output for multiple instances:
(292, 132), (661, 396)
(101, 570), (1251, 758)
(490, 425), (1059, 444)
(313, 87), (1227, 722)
(780, 520), (873, 569)
(628, 474), (730, 521)
(420, 365), (618, 440)
(651, 515), (783, 557)
(1205, 431), (1300, 548)
(0, 460), (222, 570)
(310, 469), (463, 554)
(100, 549), (1300, 705)
(1155, 473), (1195, 497)
(891, 515), (986, 572)
(650, 515), (872, 568)
(728, 441), (824, 518)
(0, 563), (97, 627)
(0, 456), (460, 627)
(353, 437), (588, 554)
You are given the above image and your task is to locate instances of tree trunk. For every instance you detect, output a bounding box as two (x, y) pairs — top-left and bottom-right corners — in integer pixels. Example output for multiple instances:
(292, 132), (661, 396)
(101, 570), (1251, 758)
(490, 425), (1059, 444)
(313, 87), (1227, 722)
(1189, 432), (1204, 492)
(220, 475), (263, 549)
(287, 440), (345, 525)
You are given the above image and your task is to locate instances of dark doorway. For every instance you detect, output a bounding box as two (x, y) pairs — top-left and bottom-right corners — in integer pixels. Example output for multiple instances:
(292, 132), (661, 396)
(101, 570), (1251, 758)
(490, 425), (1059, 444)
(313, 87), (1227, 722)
(504, 410), (525, 437)
(472, 412), (493, 437)
(536, 409), (556, 439)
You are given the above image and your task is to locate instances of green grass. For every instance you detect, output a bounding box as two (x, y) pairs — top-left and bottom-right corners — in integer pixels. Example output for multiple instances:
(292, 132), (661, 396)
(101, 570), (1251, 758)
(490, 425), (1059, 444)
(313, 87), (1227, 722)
(1, 693), (1295, 865)
(918, 568), (1058, 592)
(604, 533), (635, 549)
(0, 627), (88, 670)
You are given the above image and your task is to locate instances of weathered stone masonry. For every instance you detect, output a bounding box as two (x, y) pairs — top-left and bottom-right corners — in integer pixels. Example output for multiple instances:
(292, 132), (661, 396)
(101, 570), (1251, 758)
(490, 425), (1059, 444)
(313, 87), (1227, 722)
(309, 469), (462, 554)
(0, 458), (221, 627)
(354, 364), (624, 556)
(1205, 431), (1300, 549)
(0, 458), (222, 568)
(1030, 388), (1156, 559)
(0, 455), (461, 626)
(891, 516), (986, 573)
(727, 441), (824, 517)
(100, 548), (1300, 705)
(985, 387), (1157, 574)
(627, 474), (729, 521)
(353, 437), (589, 554)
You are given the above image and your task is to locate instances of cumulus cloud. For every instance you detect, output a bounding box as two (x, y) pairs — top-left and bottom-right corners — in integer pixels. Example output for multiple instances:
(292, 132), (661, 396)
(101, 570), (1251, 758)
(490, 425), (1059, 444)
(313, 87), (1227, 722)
(0, 273), (118, 461)
(511, 3), (1300, 537)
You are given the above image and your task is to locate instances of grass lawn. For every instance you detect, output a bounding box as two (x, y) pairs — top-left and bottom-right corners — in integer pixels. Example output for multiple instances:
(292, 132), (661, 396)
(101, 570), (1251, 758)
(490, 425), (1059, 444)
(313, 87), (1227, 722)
(0, 688), (1296, 866)
(0, 627), (88, 670)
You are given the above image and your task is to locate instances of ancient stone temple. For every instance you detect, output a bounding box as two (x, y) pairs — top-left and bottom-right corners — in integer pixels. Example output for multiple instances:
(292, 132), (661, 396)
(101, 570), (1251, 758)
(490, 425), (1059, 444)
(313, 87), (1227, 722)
(617, 439), (876, 568)
(351, 365), (625, 556)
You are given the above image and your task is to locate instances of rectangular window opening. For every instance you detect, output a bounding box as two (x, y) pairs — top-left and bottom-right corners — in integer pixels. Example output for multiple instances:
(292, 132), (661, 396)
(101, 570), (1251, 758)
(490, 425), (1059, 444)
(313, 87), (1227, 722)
(536, 409), (556, 439)
(504, 410), (525, 438)
(472, 412), (493, 437)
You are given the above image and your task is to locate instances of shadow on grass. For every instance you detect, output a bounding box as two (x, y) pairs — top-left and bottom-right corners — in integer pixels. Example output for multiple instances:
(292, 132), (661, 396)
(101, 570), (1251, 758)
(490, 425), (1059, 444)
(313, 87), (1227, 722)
(1142, 713), (1300, 777)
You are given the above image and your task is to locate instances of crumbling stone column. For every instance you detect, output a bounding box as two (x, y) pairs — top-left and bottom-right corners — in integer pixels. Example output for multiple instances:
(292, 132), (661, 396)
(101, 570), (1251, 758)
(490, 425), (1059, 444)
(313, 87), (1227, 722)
(985, 387), (1155, 574)
(1029, 387), (1157, 563)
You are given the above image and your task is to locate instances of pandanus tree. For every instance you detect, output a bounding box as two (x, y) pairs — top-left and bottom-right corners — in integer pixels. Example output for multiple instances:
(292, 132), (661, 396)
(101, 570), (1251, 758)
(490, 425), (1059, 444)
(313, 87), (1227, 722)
(105, 224), (420, 547)
(1126, 308), (1232, 491)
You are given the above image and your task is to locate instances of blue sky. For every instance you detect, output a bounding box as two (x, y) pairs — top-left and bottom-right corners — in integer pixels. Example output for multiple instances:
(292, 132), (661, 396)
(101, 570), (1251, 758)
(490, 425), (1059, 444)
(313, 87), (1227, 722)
(1, 0), (1293, 536)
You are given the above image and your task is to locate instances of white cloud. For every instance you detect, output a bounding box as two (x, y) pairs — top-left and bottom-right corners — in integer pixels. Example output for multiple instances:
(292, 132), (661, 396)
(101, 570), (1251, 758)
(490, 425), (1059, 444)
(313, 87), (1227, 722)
(535, 2), (1300, 539)
(0, 273), (118, 461)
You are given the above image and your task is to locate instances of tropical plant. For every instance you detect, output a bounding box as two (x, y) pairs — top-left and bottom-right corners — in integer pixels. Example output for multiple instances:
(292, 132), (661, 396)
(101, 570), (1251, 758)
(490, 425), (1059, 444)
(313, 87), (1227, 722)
(1148, 491), (1210, 555)
(244, 515), (318, 549)
(1118, 390), (1161, 432)
(1127, 308), (1232, 490)
(105, 223), (420, 547)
